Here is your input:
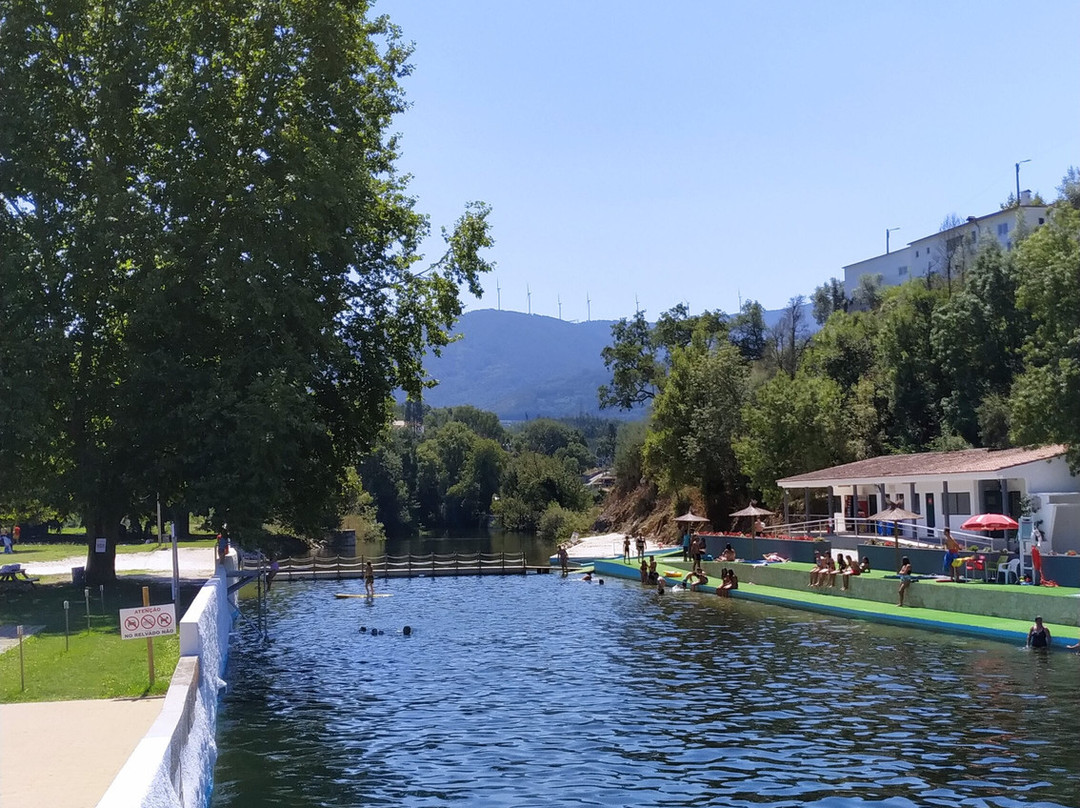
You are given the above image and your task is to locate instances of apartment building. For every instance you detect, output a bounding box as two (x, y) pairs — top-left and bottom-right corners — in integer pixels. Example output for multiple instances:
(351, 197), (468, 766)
(842, 191), (1049, 299)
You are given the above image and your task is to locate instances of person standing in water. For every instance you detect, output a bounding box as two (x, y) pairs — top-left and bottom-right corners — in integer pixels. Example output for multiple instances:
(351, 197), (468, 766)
(1027, 616), (1052, 649)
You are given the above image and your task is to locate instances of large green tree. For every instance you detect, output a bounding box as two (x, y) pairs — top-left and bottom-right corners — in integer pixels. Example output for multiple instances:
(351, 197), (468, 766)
(643, 340), (749, 518)
(931, 241), (1028, 445)
(598, 304), (728, 411)
(0, 1), (492, 581)
(734, 372), (850, 503)
(1010, 205), (1080, 470)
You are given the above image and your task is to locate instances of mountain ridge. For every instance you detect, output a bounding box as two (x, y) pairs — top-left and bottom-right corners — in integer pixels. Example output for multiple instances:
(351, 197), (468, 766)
(415, 306), (810, 420)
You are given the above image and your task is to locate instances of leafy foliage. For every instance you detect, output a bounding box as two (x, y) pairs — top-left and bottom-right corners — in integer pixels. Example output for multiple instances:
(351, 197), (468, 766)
(1010, 205), (1080, 470)
(0, 1), (493, 580)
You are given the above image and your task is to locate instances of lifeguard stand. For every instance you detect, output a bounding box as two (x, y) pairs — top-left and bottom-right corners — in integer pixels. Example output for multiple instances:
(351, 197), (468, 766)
(1018, 516), (1046, 583)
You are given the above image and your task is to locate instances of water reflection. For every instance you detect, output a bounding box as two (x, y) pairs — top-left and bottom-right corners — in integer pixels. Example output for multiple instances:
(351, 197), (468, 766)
(212, 574), (1080, 807)
(327, 532), (553, 566)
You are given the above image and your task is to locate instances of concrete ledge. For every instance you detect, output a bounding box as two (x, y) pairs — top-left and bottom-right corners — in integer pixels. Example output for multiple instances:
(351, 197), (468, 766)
(96, 657), (200, 808)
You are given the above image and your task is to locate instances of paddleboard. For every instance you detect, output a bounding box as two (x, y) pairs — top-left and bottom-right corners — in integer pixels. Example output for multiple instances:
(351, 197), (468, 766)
(334, 593), (393, 599)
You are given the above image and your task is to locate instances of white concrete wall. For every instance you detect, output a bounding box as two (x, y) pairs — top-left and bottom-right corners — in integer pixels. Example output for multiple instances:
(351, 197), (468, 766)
(1019, 456), (1078, 493)
(96, 570), (233, 808)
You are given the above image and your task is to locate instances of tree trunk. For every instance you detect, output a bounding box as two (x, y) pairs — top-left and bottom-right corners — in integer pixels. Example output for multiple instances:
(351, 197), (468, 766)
(84, 511), (120, 585)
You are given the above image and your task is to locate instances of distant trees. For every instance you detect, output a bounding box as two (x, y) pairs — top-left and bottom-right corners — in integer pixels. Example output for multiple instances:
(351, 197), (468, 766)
(811, 278), (848, 325)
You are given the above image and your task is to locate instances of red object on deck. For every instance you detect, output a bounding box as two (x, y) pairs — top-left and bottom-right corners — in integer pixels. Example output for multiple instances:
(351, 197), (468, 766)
(960, 513), (1019, 531)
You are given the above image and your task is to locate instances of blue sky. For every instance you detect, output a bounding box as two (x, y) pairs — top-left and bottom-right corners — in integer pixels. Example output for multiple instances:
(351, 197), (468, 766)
(380, 1), (1080, 323)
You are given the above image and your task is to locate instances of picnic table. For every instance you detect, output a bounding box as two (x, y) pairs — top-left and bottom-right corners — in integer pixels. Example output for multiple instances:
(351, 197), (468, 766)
(0, 564), (39, 586)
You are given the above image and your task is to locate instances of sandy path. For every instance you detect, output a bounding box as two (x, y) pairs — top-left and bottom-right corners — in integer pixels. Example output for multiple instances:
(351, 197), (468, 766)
(21, 546), (216, 577)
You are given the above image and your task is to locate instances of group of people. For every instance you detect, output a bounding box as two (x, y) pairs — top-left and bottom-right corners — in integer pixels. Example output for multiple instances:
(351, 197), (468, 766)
(623, 534), (647, 562)
(808, 552), (870, 590)
(717, 568), (739, 596)
(680, 531), (707, 565)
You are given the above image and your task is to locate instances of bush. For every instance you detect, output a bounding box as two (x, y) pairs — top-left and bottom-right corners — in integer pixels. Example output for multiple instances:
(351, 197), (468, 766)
(538, 504), (595, 541)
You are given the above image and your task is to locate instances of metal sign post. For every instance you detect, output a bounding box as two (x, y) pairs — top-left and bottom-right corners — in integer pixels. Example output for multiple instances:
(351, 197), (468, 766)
(63, 601), (70, 651)
(143, 586), (154, 686)
(17, 625), (25, 691)
(99, 584), (105, 614)
(84, 587), (91, 634)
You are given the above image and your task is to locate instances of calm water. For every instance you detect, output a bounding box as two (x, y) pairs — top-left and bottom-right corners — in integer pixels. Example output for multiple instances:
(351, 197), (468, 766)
(211, 573), (1079, 807)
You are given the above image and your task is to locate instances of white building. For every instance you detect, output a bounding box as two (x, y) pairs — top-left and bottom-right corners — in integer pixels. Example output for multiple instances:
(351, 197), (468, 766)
(843, 192), (1050, 299)
(776, 444), (1080, 553)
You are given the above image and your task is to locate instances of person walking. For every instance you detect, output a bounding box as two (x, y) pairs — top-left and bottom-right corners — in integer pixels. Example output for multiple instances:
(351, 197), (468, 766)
(897, 557), (914, 607)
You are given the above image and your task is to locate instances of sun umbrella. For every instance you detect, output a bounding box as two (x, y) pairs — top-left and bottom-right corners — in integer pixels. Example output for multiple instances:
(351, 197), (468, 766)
(674, 510), (710, 523)
(867, 507), (921, 568)
(960, 513), (1019, 531)
(729, 505), (775, 557)
(729, 505), (775, 518)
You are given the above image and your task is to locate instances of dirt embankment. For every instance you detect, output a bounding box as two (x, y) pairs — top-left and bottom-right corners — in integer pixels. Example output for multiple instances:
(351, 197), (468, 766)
(598, 482), (709, 543)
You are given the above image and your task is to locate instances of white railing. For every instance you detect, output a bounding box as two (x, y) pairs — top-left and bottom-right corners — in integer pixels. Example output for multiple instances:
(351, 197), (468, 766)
(758, 518), (1001, 552)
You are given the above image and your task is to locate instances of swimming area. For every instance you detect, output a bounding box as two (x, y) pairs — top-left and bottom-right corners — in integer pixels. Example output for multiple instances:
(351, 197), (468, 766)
(211, 571), (1080, 807)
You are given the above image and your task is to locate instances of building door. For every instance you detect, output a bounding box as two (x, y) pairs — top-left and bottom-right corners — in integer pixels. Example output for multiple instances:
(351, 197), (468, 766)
(925, 493), (936, 530)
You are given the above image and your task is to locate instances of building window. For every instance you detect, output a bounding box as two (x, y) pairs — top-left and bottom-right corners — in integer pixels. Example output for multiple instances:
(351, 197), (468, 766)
(997, 222), (1009, 236)
(898, 266), (908, 276)
(946, 492), (971, 515)
(915, 250), (919, 257)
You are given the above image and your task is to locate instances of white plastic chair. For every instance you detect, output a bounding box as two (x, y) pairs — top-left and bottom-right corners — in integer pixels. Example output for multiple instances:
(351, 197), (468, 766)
(997, 558), (1020, 584)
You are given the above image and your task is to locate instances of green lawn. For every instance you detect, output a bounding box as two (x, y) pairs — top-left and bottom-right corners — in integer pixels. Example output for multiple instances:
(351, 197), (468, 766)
(0, 577), (203, 702)
(5, 538), (216, 564)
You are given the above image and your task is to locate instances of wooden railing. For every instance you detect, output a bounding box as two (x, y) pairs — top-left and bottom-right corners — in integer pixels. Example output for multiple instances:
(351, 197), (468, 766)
(274, 552), (534, 581)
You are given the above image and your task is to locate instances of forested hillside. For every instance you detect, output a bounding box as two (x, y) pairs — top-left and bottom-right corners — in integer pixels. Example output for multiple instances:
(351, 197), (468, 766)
(413, 305), (811, 420)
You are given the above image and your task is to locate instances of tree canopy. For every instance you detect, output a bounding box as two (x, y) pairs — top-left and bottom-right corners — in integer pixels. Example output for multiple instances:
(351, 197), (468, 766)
(0, 1), (493, 581)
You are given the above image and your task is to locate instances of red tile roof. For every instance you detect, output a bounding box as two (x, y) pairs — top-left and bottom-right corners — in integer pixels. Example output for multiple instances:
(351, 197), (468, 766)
(777, 445), (1067, 486)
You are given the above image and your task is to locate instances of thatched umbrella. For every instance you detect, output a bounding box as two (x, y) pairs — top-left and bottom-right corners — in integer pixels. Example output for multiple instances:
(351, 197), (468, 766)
(730, 504), (775, 557)
(868, 506), (920, 569)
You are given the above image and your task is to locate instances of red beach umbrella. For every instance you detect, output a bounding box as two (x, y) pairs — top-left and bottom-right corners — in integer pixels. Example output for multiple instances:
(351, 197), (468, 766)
(960, 513), (1019, 531)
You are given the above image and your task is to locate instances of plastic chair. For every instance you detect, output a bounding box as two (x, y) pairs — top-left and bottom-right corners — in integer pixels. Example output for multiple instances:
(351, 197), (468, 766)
(997, 558), (1020, 584)
(963, 555), (987, 582)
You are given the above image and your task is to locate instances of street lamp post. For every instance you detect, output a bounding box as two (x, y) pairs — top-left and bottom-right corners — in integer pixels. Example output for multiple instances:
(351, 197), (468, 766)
(1015, 159), (1031, 205)
(886, 227), (900, 255)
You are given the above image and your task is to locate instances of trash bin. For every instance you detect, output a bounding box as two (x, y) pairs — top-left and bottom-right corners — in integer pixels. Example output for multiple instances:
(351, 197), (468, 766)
(72, 566), (85, 587)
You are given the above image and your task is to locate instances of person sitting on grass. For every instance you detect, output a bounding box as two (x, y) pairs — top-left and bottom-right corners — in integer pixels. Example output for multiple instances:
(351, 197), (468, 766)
(808, 552), (829, 588)
(720, 544), (736, 562)
(860, 556), (871, 573)
(840, 555), (861, 590)
(819, 554), (839, 588)
(683, 566), (708, 591)
(719, 568), (739, 597)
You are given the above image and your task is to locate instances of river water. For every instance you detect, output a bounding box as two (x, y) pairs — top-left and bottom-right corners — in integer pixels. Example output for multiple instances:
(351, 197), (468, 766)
(210, 571), (1079, 807)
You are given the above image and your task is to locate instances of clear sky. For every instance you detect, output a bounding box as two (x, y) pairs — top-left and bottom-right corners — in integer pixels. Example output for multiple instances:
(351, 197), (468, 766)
(380, 1), (1080, 323)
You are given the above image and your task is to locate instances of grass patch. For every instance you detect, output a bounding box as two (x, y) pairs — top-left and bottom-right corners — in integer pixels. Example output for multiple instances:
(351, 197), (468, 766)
(0, 577), (202, 703)
(6, 538), (216, 564)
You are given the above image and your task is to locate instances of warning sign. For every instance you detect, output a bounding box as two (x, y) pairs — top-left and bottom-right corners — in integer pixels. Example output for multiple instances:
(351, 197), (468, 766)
(119, 604), (176, 640)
